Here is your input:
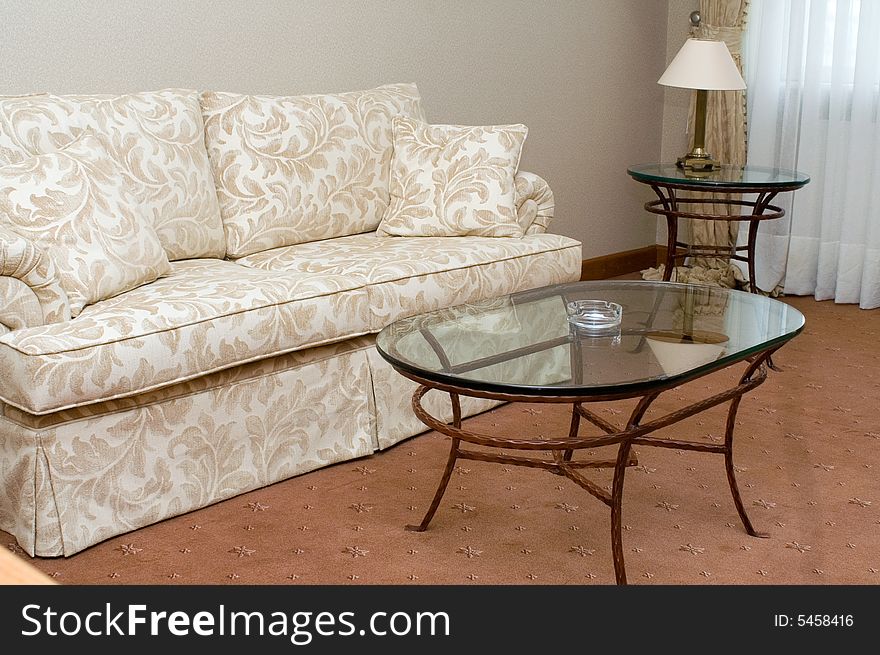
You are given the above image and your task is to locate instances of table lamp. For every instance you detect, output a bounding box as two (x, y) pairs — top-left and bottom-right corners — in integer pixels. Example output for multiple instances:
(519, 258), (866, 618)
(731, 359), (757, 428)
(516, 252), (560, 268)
(658, 38), (746, 171)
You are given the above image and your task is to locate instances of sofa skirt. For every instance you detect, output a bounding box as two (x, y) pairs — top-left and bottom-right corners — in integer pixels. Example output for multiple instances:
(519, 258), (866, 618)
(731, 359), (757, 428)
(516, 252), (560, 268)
(0, 335), (500, 556)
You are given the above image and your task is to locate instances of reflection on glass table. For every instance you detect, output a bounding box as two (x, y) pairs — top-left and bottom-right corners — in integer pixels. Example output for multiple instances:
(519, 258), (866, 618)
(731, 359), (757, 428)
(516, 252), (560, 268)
(379, 281), (802, 396)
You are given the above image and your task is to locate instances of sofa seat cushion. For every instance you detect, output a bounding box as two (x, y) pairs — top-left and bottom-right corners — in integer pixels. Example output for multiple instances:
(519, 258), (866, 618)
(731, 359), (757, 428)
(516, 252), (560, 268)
(235, 232), (583, 330)
(0, 259), (370, 414)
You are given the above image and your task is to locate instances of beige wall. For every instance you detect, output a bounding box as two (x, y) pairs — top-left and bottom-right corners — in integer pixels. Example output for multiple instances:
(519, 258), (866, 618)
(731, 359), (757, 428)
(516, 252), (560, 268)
(0, 0), (669, 258)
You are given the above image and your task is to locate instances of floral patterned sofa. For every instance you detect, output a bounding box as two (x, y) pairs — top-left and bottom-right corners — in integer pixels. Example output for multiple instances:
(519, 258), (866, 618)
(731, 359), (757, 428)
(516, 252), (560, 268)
(0, 84), (581, 556)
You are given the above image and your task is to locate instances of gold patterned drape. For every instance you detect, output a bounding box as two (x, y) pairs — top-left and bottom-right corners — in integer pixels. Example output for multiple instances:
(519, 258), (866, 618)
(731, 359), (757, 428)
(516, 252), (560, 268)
(645, 0), (750, 288)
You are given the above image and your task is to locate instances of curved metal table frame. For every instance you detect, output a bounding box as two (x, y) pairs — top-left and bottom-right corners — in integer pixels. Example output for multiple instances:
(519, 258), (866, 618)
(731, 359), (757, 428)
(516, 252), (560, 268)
(631, 176), (807, 294)
(392, 347), (780, 586)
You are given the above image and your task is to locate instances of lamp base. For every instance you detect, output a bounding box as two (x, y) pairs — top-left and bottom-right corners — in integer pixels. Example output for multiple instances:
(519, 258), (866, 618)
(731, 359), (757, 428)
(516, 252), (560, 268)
(676, 153), (719, 172)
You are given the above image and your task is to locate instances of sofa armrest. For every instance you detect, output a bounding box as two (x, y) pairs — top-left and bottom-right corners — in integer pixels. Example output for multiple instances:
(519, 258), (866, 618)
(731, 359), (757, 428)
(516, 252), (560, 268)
(515, 171), (555, 235)
(0, 226), (70, 330)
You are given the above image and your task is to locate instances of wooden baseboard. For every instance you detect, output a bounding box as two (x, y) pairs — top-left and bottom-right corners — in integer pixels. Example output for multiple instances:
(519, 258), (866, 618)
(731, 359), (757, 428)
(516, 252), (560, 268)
(655, 245), (688, 268)
(655, 245), (668, 268)
(580, 245), (662, 280)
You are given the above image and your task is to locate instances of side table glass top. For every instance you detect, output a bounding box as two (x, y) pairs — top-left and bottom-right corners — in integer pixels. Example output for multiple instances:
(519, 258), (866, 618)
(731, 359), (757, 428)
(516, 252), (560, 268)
(376, 281), (805, 397)
(628, 163), (810, 188)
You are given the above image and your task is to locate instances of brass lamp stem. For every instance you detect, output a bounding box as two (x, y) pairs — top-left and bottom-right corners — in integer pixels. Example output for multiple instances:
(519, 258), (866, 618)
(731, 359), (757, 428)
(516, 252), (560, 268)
(693, 88), (708, 156)
(677, 88), (719, 171)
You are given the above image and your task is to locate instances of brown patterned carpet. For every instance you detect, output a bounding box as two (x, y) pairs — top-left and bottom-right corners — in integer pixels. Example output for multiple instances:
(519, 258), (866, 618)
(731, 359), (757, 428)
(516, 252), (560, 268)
(4, 295), (879, 584)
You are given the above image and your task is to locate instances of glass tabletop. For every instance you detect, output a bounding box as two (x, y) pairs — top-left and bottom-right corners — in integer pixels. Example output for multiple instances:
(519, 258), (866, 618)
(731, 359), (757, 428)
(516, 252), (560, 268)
(628, 163), (810, 188)
(376, 281), (805, 397)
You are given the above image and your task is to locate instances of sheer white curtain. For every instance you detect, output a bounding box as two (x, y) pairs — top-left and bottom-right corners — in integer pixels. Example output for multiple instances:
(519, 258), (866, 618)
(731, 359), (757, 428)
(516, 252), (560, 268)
(743, 0), (880, 309)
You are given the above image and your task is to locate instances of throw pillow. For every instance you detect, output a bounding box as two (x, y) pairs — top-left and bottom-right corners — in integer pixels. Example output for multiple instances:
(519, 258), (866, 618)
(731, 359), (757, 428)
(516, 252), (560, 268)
(376, 116), (528, 238)
(0, 132), (171, 316)
(200, 83), (427, 258)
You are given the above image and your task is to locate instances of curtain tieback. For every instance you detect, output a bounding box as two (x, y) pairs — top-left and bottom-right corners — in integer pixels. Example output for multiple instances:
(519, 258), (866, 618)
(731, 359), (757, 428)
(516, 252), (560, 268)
(692, 24), (743, 54)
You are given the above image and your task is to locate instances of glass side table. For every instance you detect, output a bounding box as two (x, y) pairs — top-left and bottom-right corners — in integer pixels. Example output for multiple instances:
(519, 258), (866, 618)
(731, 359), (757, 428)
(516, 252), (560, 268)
(627, 163), (810, 293)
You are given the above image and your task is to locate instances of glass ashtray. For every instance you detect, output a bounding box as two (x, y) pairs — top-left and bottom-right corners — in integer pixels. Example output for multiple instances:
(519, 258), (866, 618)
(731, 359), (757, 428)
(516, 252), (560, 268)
(565, 299), (623, 334)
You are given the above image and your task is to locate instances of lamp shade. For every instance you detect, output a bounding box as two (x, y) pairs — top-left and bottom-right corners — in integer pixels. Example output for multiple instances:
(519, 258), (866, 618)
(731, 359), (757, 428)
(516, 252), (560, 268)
(658, 38), (746, 90)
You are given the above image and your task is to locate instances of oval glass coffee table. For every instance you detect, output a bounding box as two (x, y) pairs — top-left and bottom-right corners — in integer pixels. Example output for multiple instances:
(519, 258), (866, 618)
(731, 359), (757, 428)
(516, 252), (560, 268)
(376, 281), (805, 584)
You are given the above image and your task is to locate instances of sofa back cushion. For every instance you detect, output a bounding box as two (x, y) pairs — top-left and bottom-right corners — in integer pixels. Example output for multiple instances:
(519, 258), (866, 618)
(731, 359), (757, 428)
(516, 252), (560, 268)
(0, 132), (171, 316)
(199, 83), (426, 258)
(0, 90), (225, 261)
